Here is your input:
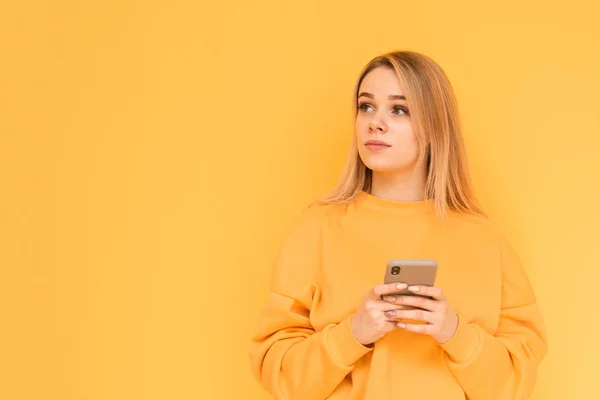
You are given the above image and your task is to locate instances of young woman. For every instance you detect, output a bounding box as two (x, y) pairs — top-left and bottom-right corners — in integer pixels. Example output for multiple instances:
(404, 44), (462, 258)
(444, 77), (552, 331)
(249, 50), (548, 400)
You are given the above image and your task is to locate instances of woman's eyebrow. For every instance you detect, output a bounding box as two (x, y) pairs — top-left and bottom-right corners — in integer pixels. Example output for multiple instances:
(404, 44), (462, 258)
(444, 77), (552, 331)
(358, 92), (406, 100)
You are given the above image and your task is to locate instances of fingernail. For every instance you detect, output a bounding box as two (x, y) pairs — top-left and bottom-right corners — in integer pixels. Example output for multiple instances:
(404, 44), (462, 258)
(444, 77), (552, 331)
(408, 286), (419, 292)
(396, 283), (407, 289)
(386, 296), (396, 302)
(385, 310), (396, 317)
(398, 322), (406, 328)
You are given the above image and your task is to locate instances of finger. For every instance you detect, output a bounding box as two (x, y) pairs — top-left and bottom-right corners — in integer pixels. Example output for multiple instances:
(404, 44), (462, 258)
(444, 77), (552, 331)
(379, 305), (418, 317)
(367, 283), (407, 300)
(380, 295), (418, 311)
(397, 321), (436, 335)
(406, 285), (444, 300)
(384, 304), (413, 311)
(383, 308), (435, 323)
(380, 293), (413, 303)
(364, 303), (409, 325)
(364, 303), (409, 323)
(381, 296), (422, 309)
(371, 302), (412, 312)
(383, 320), (401, 333)
(388, 295), (443, 311)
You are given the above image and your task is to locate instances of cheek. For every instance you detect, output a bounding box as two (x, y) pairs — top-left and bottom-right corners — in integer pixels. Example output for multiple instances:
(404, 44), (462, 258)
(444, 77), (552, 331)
(392, 141), (419, 165)
(399, 130), (420, 159)
(389, 120), (418, 154)
(400, 119), (418, 144)
(355, 118), (368, 137)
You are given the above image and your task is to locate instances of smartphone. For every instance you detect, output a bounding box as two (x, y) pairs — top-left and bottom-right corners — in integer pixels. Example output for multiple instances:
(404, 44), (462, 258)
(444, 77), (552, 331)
(383, 259), (438, 298)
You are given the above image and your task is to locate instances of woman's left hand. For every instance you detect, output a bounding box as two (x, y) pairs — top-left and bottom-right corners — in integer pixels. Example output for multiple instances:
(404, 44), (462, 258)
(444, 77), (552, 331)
(381, 285), (459, 344)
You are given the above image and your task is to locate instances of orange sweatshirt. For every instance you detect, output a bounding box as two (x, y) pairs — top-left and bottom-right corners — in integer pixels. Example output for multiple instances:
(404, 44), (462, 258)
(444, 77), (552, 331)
(249, 191), (548, 400)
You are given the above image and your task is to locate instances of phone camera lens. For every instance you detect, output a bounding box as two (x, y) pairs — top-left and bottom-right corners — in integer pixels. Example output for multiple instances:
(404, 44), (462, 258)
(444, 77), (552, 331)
(391, 266), (400, 275)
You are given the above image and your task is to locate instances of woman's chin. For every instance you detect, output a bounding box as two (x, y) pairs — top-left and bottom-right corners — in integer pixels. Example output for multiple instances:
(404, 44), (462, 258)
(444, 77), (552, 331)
(365, 161), (404, 173)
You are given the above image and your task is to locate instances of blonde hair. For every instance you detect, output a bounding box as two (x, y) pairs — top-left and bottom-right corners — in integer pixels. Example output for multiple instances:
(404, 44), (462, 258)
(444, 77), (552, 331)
(317, 50), (485, 218)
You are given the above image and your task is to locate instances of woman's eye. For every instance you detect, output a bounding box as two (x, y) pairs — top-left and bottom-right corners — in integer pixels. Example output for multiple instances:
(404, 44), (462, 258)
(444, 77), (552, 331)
(358, 102), (408, 116)
(358, 102), (373, 112)
(393, 106), (409, 116)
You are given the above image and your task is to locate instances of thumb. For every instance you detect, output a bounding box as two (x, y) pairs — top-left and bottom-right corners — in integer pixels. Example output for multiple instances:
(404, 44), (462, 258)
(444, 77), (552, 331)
(367, 283), (406, 300)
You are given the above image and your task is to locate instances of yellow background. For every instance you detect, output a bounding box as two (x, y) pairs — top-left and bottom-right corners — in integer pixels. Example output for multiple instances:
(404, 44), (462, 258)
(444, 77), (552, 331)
(1, 1), (598, 399)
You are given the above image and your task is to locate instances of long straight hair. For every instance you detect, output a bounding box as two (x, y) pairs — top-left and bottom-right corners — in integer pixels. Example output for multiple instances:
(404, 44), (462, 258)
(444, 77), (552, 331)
(317, 51), (485, 218)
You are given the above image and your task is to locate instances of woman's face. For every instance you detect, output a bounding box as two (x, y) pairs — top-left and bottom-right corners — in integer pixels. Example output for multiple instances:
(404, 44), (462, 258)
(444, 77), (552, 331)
(355, 67), (420, 175)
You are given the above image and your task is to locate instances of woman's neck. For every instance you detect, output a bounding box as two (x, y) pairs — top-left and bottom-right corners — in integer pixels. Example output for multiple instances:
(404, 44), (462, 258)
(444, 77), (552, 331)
(370, 169), (426, 202)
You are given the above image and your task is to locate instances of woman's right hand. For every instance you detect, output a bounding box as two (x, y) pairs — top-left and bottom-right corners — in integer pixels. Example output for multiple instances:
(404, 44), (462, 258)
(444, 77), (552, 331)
(350, 283), (408, 346)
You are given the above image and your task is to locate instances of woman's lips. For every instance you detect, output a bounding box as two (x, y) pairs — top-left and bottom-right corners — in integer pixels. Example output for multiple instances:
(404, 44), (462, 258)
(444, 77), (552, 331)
(365, 140), (391, 151)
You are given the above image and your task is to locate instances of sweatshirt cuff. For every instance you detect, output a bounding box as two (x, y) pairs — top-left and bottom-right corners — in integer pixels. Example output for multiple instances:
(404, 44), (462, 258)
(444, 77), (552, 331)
(439, 311), (481, 364)
(326, 315), (373, 367)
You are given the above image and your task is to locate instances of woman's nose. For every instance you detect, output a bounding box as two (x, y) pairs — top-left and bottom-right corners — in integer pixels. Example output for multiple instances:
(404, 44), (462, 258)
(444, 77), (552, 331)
(369, 117), (387, 133)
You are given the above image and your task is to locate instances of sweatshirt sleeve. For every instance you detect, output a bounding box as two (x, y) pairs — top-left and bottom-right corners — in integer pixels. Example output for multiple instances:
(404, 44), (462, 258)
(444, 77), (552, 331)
(249, 206), (373, 400)
(439, 234), (549, 400)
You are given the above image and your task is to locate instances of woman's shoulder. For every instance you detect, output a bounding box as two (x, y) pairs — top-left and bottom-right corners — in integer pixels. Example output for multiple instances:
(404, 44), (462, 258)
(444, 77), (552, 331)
(293, 199), (348, 225)
(281, 198), (356, 238)
(445, 210), (504, 244)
